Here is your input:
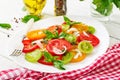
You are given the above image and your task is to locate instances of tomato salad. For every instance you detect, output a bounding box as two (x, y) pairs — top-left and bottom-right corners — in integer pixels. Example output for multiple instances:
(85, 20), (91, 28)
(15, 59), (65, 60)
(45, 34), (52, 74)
(22, 16), (100, 70)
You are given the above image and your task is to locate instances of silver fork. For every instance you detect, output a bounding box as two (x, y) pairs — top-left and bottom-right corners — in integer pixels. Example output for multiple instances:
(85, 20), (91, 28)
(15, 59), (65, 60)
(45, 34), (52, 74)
(9, 18), (34, 56)
(10, 45), (23, 56)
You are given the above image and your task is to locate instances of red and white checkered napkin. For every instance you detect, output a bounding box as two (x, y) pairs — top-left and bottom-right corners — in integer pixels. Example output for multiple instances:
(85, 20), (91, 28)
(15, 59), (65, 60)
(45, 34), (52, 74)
(0, 43), (120, 80)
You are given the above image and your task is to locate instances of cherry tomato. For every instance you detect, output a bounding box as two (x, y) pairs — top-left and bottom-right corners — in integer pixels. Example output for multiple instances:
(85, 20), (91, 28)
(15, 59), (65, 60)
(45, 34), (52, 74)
(77, 33), (100, 47)
(22, 39), (40, 53)
(46, 39), (72, 56)
(26, 30), (46, 41)
(47, 25), (62, 34)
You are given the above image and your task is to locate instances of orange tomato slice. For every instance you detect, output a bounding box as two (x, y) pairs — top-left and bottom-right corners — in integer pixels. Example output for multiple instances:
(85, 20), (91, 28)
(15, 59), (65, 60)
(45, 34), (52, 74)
(70, 51), (86, 63)
(47, 25), (62, 34)
(26, 30), (46, 41)
(72, 23), (88, 33)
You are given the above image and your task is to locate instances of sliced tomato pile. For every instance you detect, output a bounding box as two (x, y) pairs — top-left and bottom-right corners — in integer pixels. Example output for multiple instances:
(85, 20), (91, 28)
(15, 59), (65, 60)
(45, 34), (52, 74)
(21, 16), (100, 70)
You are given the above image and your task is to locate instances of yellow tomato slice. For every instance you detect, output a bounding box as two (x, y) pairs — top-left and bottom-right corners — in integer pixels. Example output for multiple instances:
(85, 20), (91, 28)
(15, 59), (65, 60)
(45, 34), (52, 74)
(70, 51), (86, 63)
(26, 30), (46, 41)
(72, 23), (88, 33)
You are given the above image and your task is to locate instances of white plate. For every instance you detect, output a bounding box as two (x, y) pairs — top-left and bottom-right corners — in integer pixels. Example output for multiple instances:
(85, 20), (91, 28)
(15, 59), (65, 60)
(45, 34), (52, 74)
(6, 16), (109, 73)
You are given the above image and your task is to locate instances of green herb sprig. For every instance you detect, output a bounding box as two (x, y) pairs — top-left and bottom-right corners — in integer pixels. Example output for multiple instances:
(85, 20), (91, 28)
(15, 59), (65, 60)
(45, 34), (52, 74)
(0, 23), (11, 29)
(43, 51), (65, 70)
(22, 15), (40, 23)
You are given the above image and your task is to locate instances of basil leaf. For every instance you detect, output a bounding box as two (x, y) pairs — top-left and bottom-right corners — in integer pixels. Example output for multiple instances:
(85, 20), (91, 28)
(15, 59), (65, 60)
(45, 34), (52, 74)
(59, 32), (67, 38)
(70, 22), (81, 25)
(43, 51), (66, 70)
(44, 30), (59, 40)
(53, 60), (65, 70)
(43, 51), (53, 62)
(63, 16), (71, 25)
(63, 16), (81, 26)
(22, 15), (40, 23)
(0, 23), (11, 29)
(59, 32), (76, 44)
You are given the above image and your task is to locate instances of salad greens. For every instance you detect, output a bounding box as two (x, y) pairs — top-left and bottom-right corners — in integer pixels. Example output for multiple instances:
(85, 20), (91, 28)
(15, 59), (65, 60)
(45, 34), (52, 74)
(63, 16), (81, 26)
(59, 32), (76, 44)
(44, 30), (59, 40)
(0, 23), (11, 29)
(43, 51), (65, 70)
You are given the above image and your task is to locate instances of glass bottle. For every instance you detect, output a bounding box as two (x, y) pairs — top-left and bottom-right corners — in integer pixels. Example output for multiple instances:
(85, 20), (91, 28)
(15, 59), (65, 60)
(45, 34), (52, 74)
(54, 0), (67, 16)
(23, 0), (46, 17)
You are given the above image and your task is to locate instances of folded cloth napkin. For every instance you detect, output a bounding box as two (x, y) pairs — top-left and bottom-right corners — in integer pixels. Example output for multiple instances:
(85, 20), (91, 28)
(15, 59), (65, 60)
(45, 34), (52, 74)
(0, 43), (120, 80)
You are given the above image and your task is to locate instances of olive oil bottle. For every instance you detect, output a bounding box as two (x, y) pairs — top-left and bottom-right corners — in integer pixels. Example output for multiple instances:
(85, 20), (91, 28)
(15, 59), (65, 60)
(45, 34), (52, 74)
(23, 0), (46, 17)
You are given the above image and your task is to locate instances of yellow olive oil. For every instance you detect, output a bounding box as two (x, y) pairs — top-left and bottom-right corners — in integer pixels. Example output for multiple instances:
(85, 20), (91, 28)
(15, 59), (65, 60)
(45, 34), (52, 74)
(23, 0), (46, 16)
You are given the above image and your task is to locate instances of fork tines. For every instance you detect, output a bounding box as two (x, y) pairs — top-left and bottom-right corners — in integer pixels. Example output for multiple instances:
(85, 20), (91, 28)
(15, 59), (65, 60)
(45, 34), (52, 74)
(10, 49), (22, 56)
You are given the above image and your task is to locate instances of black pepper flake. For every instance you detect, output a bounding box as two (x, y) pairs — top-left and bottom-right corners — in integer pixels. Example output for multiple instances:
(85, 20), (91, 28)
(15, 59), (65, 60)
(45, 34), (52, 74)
(11, 28), (14, 31)
(13, 17), (21, 23)
(7, 35), (10, 37)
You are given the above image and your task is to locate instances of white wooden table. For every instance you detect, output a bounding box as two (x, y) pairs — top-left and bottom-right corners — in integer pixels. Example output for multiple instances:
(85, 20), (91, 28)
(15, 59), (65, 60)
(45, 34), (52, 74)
(0, 0), (120, 71)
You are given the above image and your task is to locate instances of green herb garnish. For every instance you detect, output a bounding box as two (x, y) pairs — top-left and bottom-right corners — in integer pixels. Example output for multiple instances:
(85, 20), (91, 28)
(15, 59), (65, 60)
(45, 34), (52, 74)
(59, 32), (76, 44)
(43, 51), (53, 62)
(22, 14), (40, 23)
(53, 60), (65, 70)
(43, 51), (65, 70)
(0, 23), (11, 29)
(44, 30), (59, 40)
(63, 16), (81, 26)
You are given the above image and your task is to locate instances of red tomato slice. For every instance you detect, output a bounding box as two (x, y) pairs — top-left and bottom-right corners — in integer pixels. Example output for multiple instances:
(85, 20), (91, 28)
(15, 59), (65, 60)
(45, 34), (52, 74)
(22, 39), (31, 45)
(22, 39), (40, 53)
(77, 33), (100, 47)
(38, 56), (53, 65)
(47, 25), (62, 34)
(46, 39), (72, 56)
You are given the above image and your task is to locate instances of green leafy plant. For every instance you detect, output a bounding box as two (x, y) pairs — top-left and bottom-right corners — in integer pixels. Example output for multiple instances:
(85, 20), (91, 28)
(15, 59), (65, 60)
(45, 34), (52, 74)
(93, 0), (120, 16)
(80, 0), (120, 16)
